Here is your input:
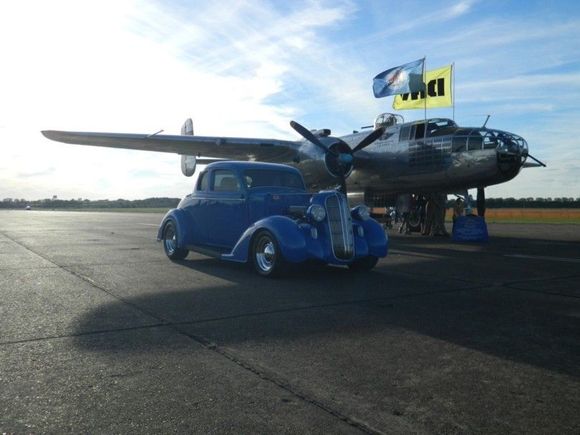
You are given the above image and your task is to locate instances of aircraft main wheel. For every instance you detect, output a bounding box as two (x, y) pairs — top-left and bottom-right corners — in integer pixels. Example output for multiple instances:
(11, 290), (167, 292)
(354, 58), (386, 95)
(252, 230), (285, 277)
(162, 220), (189, 260)
(348, 256), (378, 272)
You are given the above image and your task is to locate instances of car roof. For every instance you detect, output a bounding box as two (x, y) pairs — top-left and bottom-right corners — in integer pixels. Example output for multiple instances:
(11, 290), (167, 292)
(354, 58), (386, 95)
(206, 160), (301, 174)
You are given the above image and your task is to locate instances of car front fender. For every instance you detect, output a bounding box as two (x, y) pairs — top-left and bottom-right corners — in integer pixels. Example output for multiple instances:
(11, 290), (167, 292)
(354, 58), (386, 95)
(225, 215), (308, 264)
(157, 209), (193, 248)
(357, 218), (388, 258)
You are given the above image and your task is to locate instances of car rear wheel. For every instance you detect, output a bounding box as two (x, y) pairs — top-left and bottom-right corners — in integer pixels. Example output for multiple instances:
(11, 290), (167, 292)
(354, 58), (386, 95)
(162, 220), (189, 260)
(252, 230), (285, 277)
(348, 256), (378, 272)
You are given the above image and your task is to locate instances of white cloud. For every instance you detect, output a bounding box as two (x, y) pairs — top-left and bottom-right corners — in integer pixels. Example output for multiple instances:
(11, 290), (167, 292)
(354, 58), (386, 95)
(0, 0), (357, 199)
(0, 0), (578, 200)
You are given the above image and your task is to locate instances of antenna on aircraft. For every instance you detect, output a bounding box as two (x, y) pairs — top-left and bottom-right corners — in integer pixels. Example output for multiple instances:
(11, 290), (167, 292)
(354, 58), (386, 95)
(482, 115), (491, 128)
(147, 129), (164, 138)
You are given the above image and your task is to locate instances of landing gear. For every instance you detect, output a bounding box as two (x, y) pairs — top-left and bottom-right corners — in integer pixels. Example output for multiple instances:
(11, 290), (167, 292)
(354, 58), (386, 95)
(477, 187), (486, 217)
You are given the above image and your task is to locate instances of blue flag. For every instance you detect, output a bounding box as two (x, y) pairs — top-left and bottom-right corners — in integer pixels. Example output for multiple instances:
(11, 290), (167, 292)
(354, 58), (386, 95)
(373, 58), (425, 98)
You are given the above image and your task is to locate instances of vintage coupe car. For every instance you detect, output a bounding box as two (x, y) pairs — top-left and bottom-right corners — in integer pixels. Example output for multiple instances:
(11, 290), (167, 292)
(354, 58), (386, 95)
(157, 161), (388, 276)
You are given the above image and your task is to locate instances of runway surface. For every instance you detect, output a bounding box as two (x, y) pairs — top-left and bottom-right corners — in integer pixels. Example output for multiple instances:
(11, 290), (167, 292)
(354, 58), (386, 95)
(1, 210), (579, 434)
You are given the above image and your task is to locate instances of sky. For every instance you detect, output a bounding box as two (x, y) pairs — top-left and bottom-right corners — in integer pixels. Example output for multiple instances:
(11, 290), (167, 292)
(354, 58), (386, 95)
(1, 0), (579, 200)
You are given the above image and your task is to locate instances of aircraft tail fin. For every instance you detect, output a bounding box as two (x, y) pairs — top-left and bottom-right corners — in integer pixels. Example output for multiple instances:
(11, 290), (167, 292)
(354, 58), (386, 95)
(181, 118), (194, 136)
(180, 118), (196, 176)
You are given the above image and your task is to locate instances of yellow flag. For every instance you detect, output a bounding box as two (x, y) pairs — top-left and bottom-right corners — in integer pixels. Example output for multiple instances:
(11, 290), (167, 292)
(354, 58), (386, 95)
(392, 65), (452, 110)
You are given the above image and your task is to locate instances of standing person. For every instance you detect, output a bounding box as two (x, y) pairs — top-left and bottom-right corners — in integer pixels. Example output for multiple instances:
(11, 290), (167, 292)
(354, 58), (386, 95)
(417, 195), (427, 233)
(422, 194), (435, 235)
(396, 194), (411, 234)
(453, 198), (464, 223)
(432, 193), (450, 237)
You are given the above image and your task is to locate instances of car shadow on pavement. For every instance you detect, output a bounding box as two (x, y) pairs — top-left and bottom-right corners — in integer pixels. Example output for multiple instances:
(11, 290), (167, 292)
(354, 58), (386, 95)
(72, 249), (580, 379)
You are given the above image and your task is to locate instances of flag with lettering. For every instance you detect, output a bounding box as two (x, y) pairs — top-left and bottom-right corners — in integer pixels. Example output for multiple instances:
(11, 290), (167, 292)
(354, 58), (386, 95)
(393, 64), (452, 110)
(373, 58), (425, 98)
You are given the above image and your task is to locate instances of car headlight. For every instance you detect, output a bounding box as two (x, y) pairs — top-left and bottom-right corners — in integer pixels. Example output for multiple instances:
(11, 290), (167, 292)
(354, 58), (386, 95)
(351, 205), (370, 221)
(307, 204), (326, 222)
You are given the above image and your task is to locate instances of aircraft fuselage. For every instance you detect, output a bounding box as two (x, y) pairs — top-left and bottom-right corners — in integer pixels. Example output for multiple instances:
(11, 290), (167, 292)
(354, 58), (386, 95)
(286, 116), (528, 205)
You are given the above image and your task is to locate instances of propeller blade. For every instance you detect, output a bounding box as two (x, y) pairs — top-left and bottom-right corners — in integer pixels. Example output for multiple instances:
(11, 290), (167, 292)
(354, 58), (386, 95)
(352, 127), (384, 154)
(290, 120), (335, 155)
(526, 153), (546, 167)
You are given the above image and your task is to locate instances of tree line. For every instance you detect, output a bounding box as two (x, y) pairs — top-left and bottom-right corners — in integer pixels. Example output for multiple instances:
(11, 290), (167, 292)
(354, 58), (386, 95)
(0, 197), (180, 210)
(1, 196), (579, 210)
(460, 197), (580, 208)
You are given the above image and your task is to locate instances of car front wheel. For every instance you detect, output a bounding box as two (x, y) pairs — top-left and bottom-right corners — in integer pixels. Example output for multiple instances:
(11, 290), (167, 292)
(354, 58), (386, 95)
(252, 230), (285, 277)
(162, 220), (189, 260)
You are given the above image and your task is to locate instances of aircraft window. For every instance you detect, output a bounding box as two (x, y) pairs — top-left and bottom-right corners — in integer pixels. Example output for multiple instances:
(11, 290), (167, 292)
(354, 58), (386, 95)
(452, 136), (467, 152)
(467, 133), (483, 151)
(244, 169), (305, 189)
(212, 170), (241, 192)
(375, 113), (404, 130)
(197, 172), (208, 191)
(482, 132), (497, 149)
(427, 119), (458, 137)
(414, 123), (426, 139)
(399, 126), (410, 141)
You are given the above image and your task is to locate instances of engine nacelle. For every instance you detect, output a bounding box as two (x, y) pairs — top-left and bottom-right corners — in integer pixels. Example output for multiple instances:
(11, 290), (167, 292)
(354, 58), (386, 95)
(181, 155), (197, 177)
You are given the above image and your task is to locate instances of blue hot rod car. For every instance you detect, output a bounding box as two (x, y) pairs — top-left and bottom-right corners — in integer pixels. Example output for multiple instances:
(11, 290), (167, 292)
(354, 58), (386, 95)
(157, 161), (388, 276)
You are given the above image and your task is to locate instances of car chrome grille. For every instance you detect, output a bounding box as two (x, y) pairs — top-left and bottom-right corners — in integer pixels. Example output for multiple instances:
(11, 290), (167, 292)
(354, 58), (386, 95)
(325, 193), (354, 260)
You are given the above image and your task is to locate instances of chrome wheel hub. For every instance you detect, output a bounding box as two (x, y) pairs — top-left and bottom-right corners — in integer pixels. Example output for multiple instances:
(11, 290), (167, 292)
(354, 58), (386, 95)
(256, 239), (275, 272)
(164, 226), (176, 255)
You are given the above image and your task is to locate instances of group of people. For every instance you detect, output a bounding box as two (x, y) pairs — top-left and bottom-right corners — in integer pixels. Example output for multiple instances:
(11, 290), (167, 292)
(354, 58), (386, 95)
(396, 193), (467, 237)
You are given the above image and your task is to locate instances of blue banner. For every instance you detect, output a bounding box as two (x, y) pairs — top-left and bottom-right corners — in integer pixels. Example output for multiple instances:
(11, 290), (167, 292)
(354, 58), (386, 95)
(373, 58), (425, 98)
(452, 216), (489, 242)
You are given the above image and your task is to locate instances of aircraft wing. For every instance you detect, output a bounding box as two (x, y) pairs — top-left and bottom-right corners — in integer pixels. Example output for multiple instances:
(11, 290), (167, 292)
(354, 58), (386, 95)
(41, 130), (300, 162)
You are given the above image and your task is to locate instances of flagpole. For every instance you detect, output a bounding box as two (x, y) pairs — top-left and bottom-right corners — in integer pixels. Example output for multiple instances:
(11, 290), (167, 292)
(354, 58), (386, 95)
(452, 62), (455, 121)
(423, 56), (427, 123)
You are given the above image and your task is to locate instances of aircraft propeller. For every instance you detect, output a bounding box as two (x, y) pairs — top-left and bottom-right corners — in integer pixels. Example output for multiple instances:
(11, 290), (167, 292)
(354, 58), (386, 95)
(290, 120), (384, 195)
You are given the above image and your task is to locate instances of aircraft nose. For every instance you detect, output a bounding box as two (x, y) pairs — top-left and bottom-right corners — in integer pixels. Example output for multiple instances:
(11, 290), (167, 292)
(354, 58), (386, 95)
(493, 130), (528, 172)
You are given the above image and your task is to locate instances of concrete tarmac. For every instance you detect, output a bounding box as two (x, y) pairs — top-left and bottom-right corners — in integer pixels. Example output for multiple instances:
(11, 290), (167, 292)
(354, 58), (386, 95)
(1, 210), (579, 434)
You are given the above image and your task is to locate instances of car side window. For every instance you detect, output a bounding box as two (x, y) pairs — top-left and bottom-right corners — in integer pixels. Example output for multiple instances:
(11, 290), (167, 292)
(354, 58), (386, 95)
(212, 170), (241, 192)
(196, 172), (209, 191)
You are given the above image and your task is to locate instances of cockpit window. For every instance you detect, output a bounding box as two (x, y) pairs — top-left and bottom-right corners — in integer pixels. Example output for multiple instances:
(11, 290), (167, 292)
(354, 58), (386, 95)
(244, 169), (304, 189)
(427, 119), (458, 137)
(414, 123), (425, 139)
(399, 126), (411, 141)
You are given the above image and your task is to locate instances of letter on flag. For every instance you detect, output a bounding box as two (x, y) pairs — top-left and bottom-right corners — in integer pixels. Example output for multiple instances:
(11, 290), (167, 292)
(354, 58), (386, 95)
(373, 58), (425, 98)
(393, 65), (452, 110)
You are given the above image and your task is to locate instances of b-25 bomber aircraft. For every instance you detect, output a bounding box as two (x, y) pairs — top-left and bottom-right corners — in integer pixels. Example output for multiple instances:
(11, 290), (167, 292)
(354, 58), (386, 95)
(42, 112), (544, 212)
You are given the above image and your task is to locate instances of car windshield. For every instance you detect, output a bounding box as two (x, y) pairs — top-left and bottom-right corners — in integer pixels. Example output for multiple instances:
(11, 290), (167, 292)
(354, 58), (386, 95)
(244, 169), (305, 190)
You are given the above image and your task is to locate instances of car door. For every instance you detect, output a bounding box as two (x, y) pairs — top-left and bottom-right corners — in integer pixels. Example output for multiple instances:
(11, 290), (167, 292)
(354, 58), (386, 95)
(180, 170), (209, 246)
(205, 169), (248, 249)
